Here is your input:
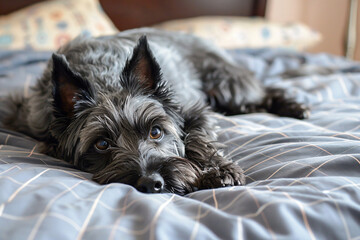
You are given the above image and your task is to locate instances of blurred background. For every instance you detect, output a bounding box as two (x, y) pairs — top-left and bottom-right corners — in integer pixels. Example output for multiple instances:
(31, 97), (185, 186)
(266, 0), (359, 60)
(0, 0), (359, 60)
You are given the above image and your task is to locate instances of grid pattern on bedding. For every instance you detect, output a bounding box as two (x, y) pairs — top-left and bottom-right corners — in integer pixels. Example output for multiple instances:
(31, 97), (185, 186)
(0, 49), (360, 239)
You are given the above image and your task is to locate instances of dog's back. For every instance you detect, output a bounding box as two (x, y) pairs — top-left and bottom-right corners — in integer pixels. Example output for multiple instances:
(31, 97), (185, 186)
(56, 28), (218, 104)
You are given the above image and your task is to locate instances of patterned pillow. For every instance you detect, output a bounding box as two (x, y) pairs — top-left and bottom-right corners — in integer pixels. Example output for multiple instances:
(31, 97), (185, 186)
(154, 16), (322, 50)
(0, 0), (118, 50)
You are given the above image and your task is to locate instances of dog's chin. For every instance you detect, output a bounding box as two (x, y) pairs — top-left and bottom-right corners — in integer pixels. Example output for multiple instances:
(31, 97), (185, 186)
(91, 156), (201, 196)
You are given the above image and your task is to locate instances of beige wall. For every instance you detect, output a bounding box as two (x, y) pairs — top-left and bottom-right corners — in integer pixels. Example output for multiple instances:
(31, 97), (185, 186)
(266, 0), (359, 60)
(356, 2), (360, 61)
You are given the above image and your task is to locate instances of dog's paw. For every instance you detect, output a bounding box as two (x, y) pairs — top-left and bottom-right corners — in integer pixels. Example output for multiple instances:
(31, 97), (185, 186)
(296, 104), (311, 119)
(198, 162), (245, 190)
(283, 102), (310, 119)
(263, 88), (310, 119)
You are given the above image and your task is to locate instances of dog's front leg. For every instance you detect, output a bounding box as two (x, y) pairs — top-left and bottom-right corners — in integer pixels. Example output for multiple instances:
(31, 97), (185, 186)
(196, 157), (245, 190)
(182, 104), (245, 191)
(185, 136), (245, 190)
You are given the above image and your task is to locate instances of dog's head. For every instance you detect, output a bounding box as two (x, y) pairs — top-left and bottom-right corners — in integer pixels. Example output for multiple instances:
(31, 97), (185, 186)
(50, 36), (200, 195)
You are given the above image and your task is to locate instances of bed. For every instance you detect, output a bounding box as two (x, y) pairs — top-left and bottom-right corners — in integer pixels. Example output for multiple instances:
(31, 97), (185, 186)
(0, 0), (360, 239)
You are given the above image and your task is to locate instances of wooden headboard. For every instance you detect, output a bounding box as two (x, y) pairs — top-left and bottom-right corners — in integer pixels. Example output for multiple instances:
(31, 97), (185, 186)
(100, 0), (267, 30)
(0, 0), (267, 30)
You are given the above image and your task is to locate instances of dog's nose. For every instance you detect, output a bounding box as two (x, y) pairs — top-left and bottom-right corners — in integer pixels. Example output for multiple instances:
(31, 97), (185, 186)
(136, 173), (164, 193)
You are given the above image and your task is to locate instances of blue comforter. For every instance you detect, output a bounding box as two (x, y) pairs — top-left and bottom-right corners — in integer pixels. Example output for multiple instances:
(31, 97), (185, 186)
(0, 48), (360, 239)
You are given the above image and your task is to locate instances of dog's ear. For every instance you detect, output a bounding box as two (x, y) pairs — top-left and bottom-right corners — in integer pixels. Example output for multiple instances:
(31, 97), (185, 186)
(52, 53), (94, 116)
(122, 36), (162, 90)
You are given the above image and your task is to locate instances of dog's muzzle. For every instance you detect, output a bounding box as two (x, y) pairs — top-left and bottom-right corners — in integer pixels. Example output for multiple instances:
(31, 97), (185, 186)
(136, 173), (165, 193)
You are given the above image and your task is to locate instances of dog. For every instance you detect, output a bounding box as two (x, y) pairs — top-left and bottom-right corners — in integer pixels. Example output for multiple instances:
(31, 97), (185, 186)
(1, 28), (308, 195)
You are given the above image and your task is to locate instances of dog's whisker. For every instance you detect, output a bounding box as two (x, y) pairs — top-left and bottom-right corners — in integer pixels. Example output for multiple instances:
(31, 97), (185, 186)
(173, 141), (179, 156)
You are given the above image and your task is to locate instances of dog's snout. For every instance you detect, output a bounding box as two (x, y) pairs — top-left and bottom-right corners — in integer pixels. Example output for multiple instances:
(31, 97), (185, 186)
(136, 173), (164, 193)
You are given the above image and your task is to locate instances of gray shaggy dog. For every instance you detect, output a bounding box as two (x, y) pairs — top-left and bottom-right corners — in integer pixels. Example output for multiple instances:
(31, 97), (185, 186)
(1, 28), (307, 195)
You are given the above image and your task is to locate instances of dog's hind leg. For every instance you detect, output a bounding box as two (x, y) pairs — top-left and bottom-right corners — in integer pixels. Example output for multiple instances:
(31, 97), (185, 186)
(259, 87), (309, 119)
(181, 103), (246, 190)
(195, 53), (309, 119)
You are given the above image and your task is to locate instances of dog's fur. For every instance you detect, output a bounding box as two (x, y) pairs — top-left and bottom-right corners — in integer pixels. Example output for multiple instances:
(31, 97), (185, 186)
(1, 28), (308, 195)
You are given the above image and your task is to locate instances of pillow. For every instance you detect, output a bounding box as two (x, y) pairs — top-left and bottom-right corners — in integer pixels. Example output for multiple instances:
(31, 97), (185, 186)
(0, 0), (118, 51)
(154, 16), (321, 50)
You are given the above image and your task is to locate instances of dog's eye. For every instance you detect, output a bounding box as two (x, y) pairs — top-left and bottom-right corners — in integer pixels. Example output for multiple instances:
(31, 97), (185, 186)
(149, 126), (163, 140)
(94, 139), (110, 151)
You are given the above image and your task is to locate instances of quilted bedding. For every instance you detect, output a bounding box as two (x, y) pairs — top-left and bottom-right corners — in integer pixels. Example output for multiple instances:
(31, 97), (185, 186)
(0, 48), (360, 239)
